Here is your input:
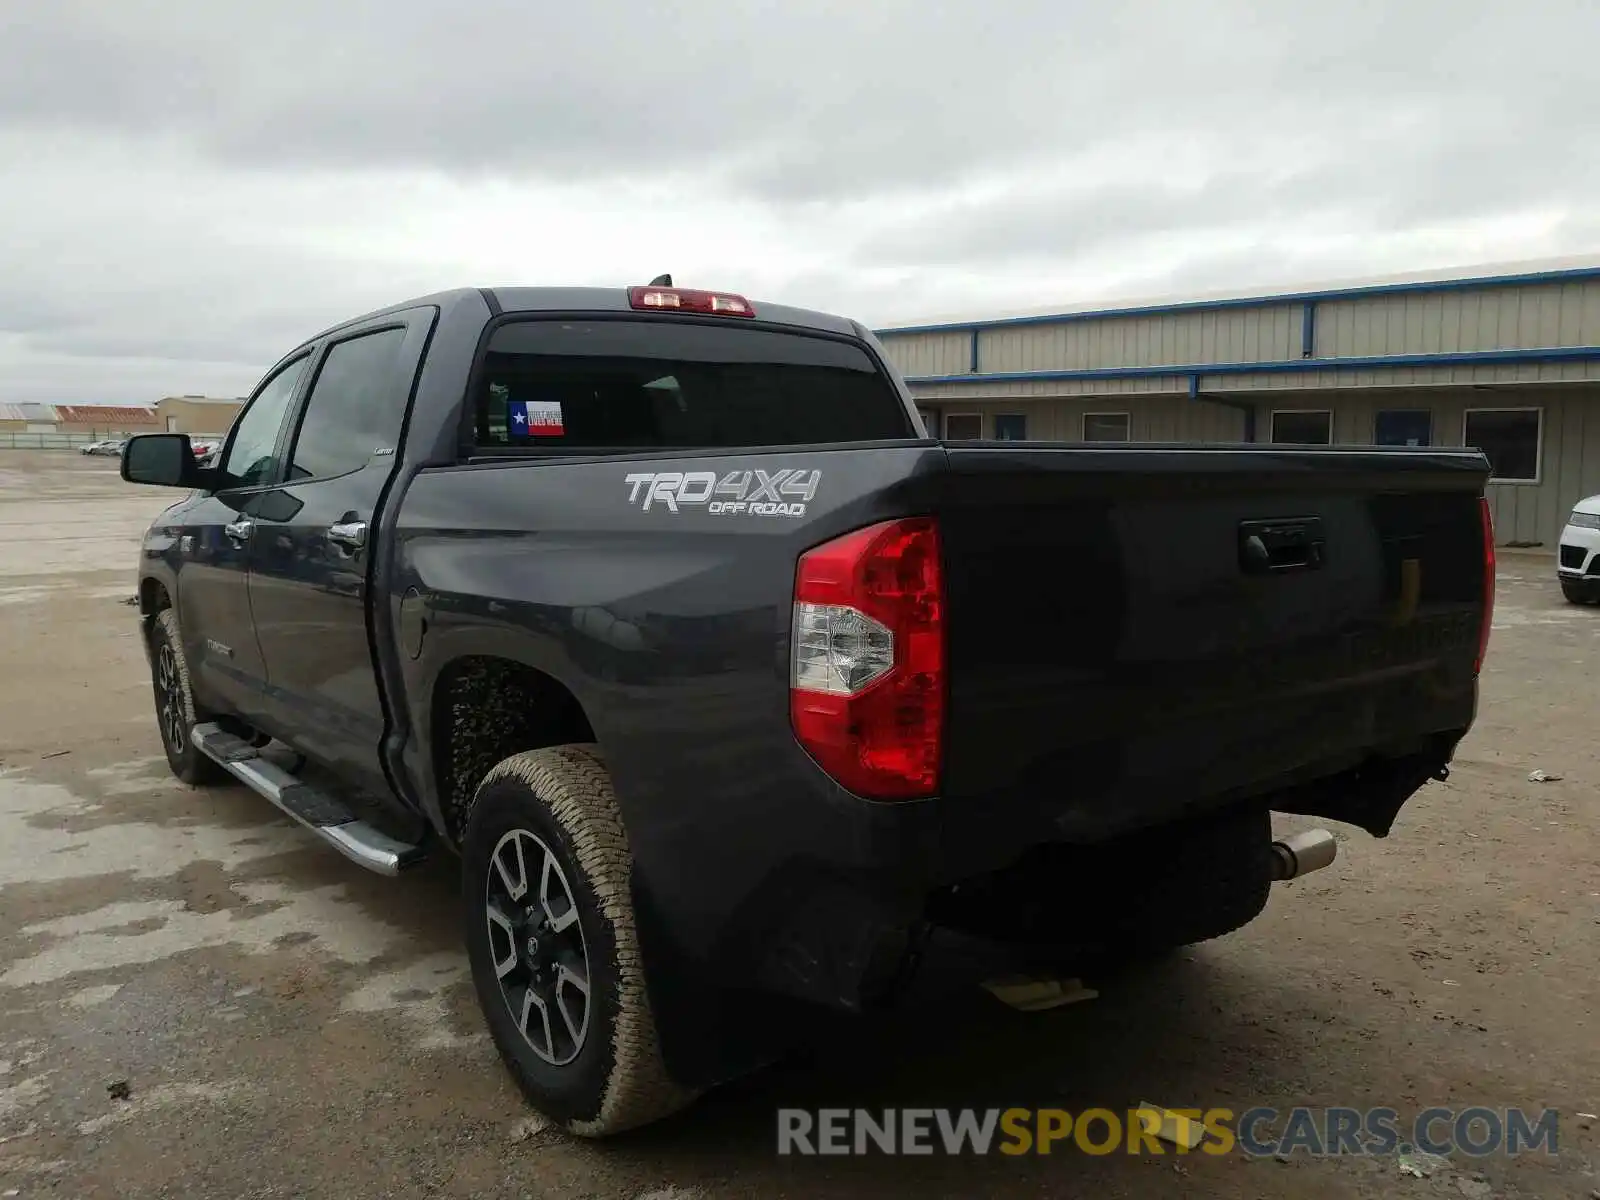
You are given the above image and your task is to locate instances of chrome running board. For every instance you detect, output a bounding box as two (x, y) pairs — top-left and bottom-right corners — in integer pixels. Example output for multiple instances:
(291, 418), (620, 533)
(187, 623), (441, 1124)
(191, 723), (425, 877)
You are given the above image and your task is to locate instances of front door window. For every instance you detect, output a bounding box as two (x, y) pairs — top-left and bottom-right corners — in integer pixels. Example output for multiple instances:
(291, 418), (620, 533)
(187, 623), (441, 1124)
(219, 357), (310, 488)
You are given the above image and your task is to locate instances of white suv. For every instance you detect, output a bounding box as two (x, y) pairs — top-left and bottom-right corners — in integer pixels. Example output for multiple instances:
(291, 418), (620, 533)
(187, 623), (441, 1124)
(1557, 494), (1600, 604)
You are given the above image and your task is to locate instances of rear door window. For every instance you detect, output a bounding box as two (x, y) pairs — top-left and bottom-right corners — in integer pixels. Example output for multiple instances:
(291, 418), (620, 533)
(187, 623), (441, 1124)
(473, 319), (913, 451)
(286, 328), (409, 481)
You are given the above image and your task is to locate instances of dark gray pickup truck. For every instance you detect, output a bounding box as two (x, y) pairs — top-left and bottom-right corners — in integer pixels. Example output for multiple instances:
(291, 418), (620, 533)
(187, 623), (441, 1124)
(121, 281), (1496, 1136)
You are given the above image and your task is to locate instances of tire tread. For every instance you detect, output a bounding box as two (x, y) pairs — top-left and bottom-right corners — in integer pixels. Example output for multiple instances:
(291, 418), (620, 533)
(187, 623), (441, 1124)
(475, 744), (692, 1136)
(152, 609), (226, 786)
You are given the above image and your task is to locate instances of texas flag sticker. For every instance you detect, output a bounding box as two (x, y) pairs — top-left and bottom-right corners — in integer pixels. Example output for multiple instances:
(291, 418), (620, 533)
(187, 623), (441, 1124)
(508, 400), (565, 437)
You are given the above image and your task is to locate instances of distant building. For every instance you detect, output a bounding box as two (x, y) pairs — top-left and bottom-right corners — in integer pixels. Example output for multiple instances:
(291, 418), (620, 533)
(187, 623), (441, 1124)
(0, 403), (61, 433)
(54, 405), (161, 435)
(876, 256), (1600, 548)
(155, 395), (244, 435)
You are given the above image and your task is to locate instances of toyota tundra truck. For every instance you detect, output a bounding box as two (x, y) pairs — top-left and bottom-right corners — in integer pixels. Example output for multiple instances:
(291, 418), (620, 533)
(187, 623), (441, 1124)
(120, 281), (1496, 1137)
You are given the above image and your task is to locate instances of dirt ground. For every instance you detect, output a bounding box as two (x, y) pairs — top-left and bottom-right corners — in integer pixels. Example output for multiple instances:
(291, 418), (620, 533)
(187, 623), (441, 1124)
(0, 449), (1595, 1200)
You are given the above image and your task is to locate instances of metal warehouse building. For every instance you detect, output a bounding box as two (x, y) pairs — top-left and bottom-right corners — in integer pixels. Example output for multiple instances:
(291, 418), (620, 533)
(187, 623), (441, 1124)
(875, 259), (1600, 549)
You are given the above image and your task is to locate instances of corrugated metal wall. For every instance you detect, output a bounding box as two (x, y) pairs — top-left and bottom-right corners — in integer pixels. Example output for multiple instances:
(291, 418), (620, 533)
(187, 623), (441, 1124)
(915, 385), (1600, 547)
(1316, 280), (1600, 356)
(919, 394), (1247, 442)
(883, 276), (1600, 392)
(886, 274), (1600, 546)
(980, 305), (1301, 372)
(912, 374), (1194, 401)
(1203, 361), (1600, 391)
(1232, 386), (1600, 547)
(890, 331), (971, 379)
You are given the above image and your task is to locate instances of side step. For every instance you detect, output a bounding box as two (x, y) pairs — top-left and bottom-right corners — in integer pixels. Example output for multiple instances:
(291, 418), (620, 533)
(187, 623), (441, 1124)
(192, 723), (426, 877)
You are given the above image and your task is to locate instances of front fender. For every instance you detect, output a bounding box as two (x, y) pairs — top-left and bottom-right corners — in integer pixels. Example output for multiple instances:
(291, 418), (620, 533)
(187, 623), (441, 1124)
(136, 520), (187, 664)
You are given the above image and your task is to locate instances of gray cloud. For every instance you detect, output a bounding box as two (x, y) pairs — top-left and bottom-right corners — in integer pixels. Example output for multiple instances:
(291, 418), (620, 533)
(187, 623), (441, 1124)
(0, 0), (1596, 400)
(860, 118), (1600, 275)
(6, 1), (1592, 200)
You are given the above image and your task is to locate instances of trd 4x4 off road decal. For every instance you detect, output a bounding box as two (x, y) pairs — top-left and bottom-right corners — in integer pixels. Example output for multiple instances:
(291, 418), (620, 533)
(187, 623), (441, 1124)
(624, 468), (821, 517)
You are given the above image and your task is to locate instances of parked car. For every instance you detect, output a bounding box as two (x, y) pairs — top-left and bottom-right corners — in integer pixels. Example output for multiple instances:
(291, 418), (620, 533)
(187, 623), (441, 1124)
(189, 439), (221, 466)
(117, 282), (1497, 1138)
(79, 439), (126, 456)
(1557, 494), (1600, 602)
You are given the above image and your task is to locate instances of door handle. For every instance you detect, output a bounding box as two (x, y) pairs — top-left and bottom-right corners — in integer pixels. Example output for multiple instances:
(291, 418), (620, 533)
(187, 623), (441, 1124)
(328, 519), (368, 550)
(224, 519), (253, 543)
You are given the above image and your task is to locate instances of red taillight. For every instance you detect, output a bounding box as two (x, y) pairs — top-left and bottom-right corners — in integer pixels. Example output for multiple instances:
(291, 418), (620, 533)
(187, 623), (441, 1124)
(790, 517), (944, 800)
(628, 285), (754, 317)
(1476, 496), (1495, 674)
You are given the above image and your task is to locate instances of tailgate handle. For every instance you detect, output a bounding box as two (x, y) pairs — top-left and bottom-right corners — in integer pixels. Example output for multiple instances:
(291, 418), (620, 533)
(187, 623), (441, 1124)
(1239, 517), (1325, 575)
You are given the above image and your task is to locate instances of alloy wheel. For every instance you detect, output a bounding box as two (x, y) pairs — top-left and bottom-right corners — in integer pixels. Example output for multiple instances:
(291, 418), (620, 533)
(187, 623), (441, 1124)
(155, 643), (186, 755)
(484, 828), (592, 1066)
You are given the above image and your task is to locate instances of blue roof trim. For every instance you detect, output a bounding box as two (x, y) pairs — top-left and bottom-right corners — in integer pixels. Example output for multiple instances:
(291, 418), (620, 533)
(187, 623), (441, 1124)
(876, 265), (1600, 336)
(904, 345), (1600, 386)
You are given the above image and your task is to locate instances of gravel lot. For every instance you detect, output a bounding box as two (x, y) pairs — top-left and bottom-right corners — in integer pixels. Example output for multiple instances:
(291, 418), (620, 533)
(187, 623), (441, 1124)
(0, 450), (1595, 1199)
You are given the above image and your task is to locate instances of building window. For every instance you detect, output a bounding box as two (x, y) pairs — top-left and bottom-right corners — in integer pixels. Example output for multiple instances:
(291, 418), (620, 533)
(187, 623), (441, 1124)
(1464, 407), (1542, 483)
(944, 413), (983, 440)
(1082, 412), (1130, 442)
(993, 413), (1028, 441)
(1374, 409), (1433, 447)
(1271, 410), (1333, 445)
(916, 407), (940, 437)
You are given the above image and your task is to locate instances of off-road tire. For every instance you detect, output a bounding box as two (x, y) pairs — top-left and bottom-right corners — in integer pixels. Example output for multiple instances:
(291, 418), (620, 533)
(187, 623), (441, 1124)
(462, 744), (693, 1137)
(1099, 806), (1276, 956)
(149, 609), (226, 786)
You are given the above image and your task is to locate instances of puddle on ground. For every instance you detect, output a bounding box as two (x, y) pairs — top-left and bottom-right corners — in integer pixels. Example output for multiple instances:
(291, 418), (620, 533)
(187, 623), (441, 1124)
(0, 771), (309, 887)
(0, 764), (478, 1056)
(341, 950), (482, 1051)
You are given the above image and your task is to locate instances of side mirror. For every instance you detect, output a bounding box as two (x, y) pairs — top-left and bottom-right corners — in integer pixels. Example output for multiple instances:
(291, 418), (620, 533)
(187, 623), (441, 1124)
(121, 434), (200, 488)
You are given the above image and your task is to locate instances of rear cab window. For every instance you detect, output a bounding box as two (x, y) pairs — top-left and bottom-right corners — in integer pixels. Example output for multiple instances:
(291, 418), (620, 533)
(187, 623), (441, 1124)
(471, 318), (914, 453)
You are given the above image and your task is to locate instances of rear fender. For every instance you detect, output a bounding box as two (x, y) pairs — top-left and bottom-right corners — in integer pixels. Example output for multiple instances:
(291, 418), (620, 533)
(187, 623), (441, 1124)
(409, 620), (789, 1089)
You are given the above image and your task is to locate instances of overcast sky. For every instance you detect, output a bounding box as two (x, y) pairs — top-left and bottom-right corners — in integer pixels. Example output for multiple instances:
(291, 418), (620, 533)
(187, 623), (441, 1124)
(2, 0), (1596, 403)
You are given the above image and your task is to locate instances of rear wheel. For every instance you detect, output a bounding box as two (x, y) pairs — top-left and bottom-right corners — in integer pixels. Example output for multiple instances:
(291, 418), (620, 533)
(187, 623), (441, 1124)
(149, 609), (226, 786)
(1117, 808), (1276, 952)
(462, 745), (692, 1137)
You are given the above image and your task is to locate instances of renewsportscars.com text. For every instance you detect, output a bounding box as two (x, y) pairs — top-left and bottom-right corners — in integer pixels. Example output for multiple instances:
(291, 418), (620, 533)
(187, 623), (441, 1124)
(776, 1106), (1561, 1157)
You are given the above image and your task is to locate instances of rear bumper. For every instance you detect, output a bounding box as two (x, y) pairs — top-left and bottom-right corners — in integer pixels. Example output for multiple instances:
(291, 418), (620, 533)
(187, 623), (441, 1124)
(626, 723), (1466, 1093)
(677, 730), (1464, 973)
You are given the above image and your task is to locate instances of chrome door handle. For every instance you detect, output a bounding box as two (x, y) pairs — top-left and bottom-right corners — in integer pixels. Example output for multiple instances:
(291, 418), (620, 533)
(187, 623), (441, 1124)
(224, 519), (253, 542)
(328, 520), (368, 549)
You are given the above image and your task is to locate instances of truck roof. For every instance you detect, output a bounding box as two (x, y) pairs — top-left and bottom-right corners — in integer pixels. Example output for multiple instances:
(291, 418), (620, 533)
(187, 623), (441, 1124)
(312, 285), (863, 346)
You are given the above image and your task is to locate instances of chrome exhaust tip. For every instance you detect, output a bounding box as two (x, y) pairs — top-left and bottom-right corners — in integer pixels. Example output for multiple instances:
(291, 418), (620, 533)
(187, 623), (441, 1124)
(1270, 828), (1338, 881)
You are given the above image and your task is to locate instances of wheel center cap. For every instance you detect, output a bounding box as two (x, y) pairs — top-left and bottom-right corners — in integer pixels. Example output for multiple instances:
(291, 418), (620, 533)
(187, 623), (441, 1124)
(525, 936), (540, 963)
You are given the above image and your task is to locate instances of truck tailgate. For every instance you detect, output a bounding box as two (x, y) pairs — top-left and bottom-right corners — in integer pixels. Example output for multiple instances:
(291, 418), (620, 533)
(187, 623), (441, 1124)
(933, 443), (1491, 857)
